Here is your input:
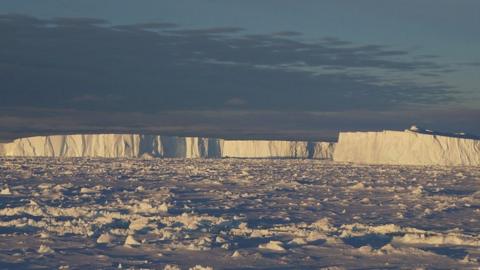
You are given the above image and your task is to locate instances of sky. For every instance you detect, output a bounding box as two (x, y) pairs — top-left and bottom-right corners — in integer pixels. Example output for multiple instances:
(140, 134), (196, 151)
(0, 1), (479, 141)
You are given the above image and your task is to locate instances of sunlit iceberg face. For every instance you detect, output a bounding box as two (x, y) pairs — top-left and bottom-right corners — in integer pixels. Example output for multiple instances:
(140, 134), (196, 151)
(334, 130), (480, 166)
(0, 134), (335, 159)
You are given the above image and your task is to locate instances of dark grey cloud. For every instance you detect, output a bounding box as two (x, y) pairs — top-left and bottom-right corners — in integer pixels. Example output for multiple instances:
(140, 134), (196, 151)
(113, 22), (178, 31)
(0, 13), (45, 25)
(0, 14), (455, 112)
(0, 14), (470, 139)
(272, 31), (302, 37)
(460, 61), (480, 67)
(50, 17), (108, 26)
(167, 27), (244, 36)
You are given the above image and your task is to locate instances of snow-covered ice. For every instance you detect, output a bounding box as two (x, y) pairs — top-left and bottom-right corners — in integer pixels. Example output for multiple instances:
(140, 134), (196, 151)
(0, 157), (479, 269)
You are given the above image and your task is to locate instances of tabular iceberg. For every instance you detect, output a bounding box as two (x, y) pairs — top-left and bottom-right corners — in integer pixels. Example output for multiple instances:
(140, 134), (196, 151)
(311, 142), (336, 160)
(333, 128), (480, 166)
(0, 134), (218, 158)
(220, 140), (309, 158)
(1, 128), (478, 166)
(0, 134), (335, 159)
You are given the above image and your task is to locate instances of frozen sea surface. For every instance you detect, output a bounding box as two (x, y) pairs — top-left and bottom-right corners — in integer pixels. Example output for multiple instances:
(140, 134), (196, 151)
(0, 157), (479, 269)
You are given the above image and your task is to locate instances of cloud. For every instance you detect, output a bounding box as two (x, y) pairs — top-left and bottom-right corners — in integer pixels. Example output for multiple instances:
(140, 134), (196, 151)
(167, 27), (244, 35)
(50, 17), (108, 26)
(113, 22), (178, 31)
(0, 14), (455, 111)
(272, 31), (302, 37)
(71, 94), (124, 104)
(0, 14), (470, 138)
(0, 13), (46, 25)
(225, 97), (248, 106)
(460, 61), (480, 67)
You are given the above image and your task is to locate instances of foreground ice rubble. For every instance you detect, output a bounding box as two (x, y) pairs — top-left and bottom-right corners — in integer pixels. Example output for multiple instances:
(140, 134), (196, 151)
(0, 157), (479, 269)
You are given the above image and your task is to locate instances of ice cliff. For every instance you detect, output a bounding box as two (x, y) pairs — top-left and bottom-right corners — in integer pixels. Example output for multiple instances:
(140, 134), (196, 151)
(4, 126), (476, 165)
(220, 140), (309, 158)
(0, 134), (335, 159)
(334, 128), (480, 166)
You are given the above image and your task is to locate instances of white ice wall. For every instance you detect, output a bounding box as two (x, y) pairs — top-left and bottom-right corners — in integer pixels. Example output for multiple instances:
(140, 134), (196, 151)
(333, 130), (480, 166)
(3, 130), (479, 165)
(220, 140), (309, 158)
(2, 134), (143, 158)
(0, 134), (334, 159)
(311, 142), (336, 159)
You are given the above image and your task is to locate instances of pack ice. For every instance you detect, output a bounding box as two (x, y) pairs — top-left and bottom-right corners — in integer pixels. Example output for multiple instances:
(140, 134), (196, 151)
(0, 134), (335, 159)
(334, 126), (480, 166)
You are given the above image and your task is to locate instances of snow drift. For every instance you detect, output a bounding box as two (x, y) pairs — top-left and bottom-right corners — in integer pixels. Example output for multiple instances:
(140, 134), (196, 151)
(334, 128), (480, 166)
(0, 134), (335, 159)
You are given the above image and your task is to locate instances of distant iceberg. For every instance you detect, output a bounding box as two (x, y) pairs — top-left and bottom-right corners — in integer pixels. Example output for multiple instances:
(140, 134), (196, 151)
(1, 127), (478, 166)
(220, 140), (309, 158)
(334, 126), (480, 166)
(0, 134), (335, 159)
